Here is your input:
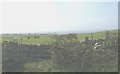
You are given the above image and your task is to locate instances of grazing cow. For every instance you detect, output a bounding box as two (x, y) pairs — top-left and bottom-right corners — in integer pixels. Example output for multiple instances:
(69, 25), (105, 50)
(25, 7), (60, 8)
(4, 40), (8, 43)
(34, 36), (37, 39)
(13, 38), (17, 41)
(27, 37), (30, 40)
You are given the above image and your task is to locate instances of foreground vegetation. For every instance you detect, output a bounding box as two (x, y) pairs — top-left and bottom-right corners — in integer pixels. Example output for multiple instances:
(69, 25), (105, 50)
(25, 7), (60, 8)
(2, 29), (118, 72)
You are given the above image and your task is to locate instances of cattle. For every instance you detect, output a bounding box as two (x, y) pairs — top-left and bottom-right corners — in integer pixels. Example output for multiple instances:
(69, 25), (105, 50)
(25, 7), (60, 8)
(4, 40), (8, 43)
(27, 37), (30, 40)
(34, 36), (37, 39)
(13, 38), (17, 41)
(20, 38), (22, 40)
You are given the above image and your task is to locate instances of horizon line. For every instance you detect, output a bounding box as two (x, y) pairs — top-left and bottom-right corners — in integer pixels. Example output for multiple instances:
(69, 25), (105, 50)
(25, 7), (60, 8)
(0, 29), (118, 35)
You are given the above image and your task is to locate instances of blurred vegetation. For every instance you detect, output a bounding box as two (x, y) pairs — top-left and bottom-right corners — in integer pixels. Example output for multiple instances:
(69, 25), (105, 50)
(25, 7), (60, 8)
(2, 29), (118, 72)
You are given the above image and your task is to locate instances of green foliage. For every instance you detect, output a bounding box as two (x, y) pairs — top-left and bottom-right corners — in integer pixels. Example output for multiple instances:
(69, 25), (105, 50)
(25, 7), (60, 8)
(2, 29), (118, 72)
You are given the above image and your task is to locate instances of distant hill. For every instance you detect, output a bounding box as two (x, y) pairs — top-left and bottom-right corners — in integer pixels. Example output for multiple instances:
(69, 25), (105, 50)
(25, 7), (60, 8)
(77, 29), (118, 41)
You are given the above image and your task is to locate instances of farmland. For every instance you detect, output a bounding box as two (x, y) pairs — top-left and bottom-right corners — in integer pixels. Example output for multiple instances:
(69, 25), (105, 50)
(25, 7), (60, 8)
(1, 29), (118, 44)
(1, 29), (118, 72)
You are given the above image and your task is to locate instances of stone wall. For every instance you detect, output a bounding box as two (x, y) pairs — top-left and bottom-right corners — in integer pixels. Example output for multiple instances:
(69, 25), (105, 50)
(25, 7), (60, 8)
(2, 41), (51, 72)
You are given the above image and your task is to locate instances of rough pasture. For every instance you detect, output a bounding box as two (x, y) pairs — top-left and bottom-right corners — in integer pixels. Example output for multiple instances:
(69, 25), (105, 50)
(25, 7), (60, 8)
(2, 34), (52, 44)
(1, 30), (118, 44)
(1, 29), (118, 72)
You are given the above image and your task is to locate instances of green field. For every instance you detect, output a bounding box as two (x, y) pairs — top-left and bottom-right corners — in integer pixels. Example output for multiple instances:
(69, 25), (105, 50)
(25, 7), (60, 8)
(2, 29), (118, 72)
(0, 30), (118, 44)
(1, 29), (118, 44)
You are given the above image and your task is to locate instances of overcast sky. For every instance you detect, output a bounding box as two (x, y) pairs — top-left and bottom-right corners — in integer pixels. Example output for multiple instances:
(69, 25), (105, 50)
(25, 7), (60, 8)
(2, 2), (118, 33)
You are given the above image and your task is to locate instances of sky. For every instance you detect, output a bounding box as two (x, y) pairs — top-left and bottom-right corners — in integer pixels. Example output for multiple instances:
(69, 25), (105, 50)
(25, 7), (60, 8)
(2, 2), (118, 33)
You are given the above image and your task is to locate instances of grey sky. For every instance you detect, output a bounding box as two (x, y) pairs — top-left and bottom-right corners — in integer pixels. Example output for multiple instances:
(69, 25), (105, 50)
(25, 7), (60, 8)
(2, 2), (118, 33)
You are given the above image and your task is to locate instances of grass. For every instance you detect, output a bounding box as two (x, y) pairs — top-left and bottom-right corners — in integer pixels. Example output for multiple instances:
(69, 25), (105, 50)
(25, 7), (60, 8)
(1, 35), (53, 44)
(2, 29), (118, 72)
(1, 29), (118, 44)
(24, 59), (58, 72)
(77, 29), (118, 41)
